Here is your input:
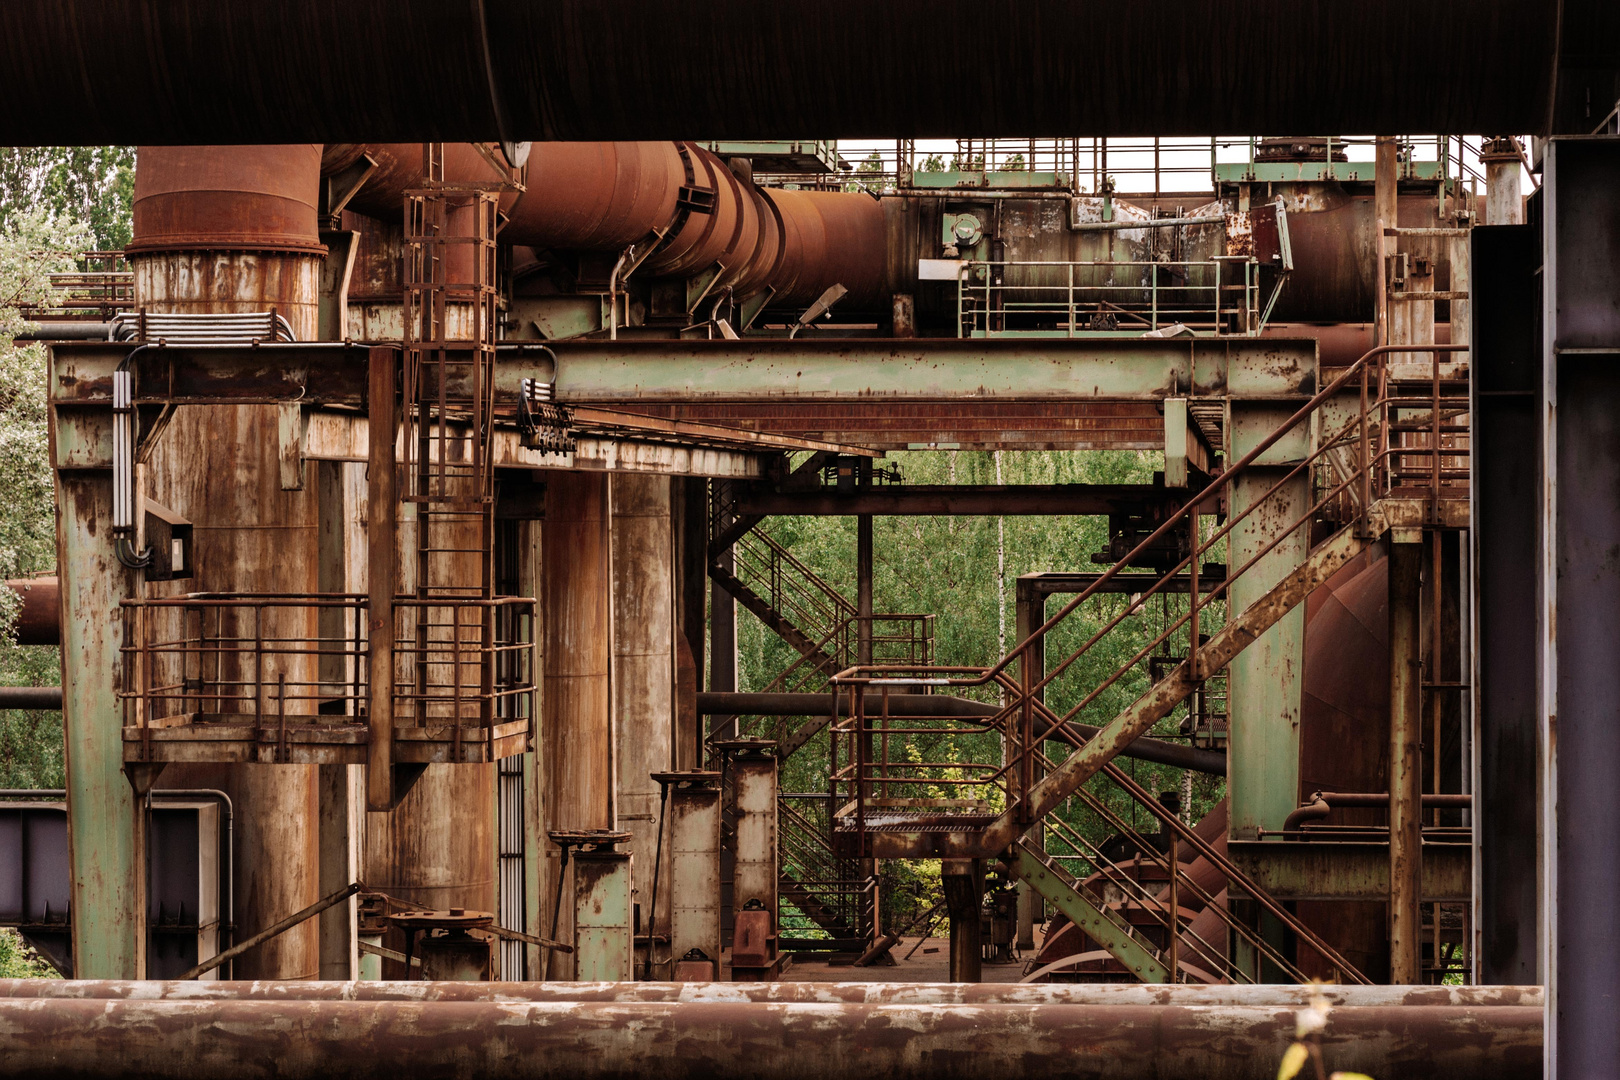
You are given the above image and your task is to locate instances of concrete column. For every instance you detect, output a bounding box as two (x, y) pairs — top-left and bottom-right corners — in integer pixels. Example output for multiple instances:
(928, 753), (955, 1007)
(1388, 534), (1424, 984)
(942, 859), (983, 983)
(1481, 139), (1525, 227)
(540, 471), (614, 979)
(611, 475), (676, 974)
(55, 465), (147, 978)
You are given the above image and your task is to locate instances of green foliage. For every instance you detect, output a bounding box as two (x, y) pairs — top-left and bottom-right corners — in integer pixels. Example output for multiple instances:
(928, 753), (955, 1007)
(1, 208), (89, 788)
(0, 928), (58, 978)
(920, 154), (946, 173)
(0, 147), (135, 252)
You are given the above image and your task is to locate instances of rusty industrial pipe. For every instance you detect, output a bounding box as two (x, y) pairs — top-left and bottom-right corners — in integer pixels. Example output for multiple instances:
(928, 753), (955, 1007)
(0, 980), (1544, 1008)
(0, 999), (1541, 1080)
(4, 578), (58, 646)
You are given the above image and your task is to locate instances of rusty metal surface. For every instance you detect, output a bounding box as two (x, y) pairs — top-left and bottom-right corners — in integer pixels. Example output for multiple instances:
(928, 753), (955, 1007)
(127, 146), (326, 254)
(0, 998), (1545, 1079)
(0, 980), (1544, 1007)
(4, 577), (58, 646)
(609, 474), (675, 974)
(510, 143), (684, 251)
(760, 188), (887, 310)
(131, 145), (325, 980)
(0, 2), (1568, 143)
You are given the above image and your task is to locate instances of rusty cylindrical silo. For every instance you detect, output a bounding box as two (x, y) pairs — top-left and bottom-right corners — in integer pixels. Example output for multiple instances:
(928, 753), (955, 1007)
(129, 144), (326, 979)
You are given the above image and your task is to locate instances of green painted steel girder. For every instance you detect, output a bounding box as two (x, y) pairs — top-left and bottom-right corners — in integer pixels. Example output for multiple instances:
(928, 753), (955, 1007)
(1008, 843), (1169, 983)
(1225, 840), (1471, 902)
(545, 339), (1316, 403)
(46, 339), (1318, 410)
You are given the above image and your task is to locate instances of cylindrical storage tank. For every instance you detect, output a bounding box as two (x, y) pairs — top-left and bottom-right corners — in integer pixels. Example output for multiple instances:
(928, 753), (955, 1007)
(759, 188), (887, 310)
(505, 142), (683, 251)
(129, 145), (325, 980)
(642, 144), (742, 279)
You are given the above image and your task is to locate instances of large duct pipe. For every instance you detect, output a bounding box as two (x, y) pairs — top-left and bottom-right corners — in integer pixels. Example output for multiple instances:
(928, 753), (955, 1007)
(4, 578), (58, 646)
(0, 2), (1570, 143)
(129, 144), (325, 980)
(0, 980), (1544, 1008)
(760, 188), (887, 310)
(0, 999), (1541, 1080)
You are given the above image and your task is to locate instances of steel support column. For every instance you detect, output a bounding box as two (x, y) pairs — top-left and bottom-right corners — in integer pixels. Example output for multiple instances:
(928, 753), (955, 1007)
(1539, 136), (1620, 1080)
(1225, 403), (1311, 844)
(1012, 582), (1047, 952)
(1470, 224), (1541, 985)
(1388, 535), (1424, 984)
(54, 463), (146, 978)
(941, 859), (983, 983)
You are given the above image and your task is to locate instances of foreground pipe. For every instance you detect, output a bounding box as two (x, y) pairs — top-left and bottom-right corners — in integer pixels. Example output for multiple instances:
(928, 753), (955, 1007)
(697, 692), (1227, 775)
(0, 999), (1541, 1080)
(0, 687), (61, 710)
(0, 980), (1544, 1008)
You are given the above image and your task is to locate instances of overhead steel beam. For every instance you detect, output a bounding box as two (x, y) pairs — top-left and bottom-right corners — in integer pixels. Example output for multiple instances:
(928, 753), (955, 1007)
(547, 339), (1316, 403)
(694, 692), (1227, 775)
(0, 0), (1587, 143)
(733, 484), (1177, 518)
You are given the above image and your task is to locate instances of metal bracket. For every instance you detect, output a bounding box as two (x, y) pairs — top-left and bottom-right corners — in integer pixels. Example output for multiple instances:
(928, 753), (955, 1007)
(517, 376), (575, 454)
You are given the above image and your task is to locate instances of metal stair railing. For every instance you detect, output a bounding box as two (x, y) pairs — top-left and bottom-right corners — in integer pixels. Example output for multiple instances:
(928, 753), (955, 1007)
(823, 344), (1469, 983)
(830, 343), (1469, 837)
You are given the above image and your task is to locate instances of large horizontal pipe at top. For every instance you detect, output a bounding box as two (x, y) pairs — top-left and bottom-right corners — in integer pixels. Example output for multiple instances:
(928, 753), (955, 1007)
(0, 999), (1540, 1080)
(698, 692), (1227, 775)
(0, 980), (1543, 1008)
(0, 2), (1572, 143)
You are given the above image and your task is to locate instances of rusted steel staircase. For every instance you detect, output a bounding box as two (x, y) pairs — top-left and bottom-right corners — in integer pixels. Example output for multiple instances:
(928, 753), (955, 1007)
(824, 344), (1468, 983)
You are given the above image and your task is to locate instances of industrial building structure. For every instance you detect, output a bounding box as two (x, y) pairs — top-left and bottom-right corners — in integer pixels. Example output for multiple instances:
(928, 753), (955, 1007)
(0, 2), (1618, 1077)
